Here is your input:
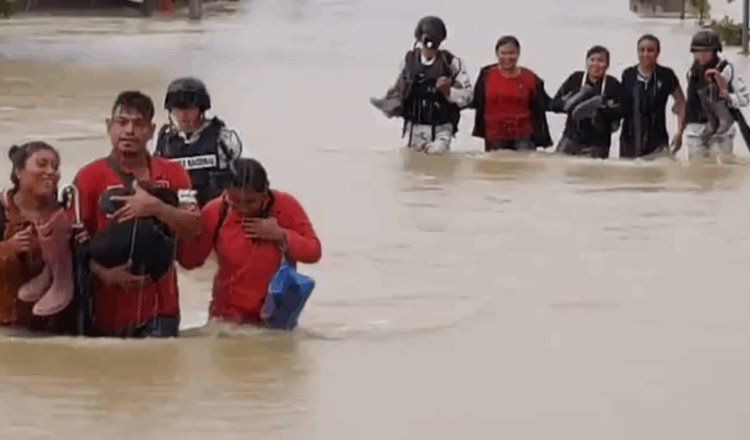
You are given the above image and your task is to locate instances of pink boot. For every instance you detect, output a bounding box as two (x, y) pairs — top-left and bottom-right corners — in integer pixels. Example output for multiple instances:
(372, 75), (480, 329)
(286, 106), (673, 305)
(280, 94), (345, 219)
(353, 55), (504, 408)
(18, 264), (52, 302)
(32, 210), (74, 317)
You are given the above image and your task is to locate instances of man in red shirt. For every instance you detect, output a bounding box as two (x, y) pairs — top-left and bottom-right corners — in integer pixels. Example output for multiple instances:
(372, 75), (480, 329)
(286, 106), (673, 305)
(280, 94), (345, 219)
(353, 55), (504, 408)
(73, 91), (201, 338)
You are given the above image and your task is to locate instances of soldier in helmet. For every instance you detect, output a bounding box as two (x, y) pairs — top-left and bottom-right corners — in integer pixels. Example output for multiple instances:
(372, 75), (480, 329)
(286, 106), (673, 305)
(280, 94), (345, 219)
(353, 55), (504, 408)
(679, 29), (750, 162)
(155, 77), (243, 207)
(374, 16), (473, 154)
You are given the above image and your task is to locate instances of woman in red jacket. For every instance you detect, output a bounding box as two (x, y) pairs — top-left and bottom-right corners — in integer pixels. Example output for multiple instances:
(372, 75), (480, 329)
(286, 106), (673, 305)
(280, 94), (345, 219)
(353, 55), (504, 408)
(471, 35), (552, 152)
(180, 158), (321, 326)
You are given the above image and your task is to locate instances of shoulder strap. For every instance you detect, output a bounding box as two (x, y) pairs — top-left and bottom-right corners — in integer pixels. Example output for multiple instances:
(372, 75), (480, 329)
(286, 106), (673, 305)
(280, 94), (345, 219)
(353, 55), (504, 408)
(441, 50), (455, 66)
(209, 116), (226, 129)
(212, 198), (230, 246)
(215, 129), (234, 165)
(154, 125), (170, 157)
(217, 137), (232, 165)
(106, 154), (136, 188)
(440, 50), (458, 80)
(405, 48), (417, 61)
(203, 118), (234, 165)
(404, 49), (419, 73)
(718, 59), (735, 91)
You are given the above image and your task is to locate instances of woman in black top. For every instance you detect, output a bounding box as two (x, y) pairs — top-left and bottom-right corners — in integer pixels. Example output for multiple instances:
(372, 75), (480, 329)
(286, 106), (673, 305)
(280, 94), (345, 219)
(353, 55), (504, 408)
(619, 34), (685, 159)
(550, 45), (623, 159)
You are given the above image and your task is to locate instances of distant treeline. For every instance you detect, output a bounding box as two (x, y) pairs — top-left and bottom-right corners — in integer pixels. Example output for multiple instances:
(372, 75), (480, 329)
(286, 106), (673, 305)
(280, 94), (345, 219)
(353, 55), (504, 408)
(1, 0), (152, 17)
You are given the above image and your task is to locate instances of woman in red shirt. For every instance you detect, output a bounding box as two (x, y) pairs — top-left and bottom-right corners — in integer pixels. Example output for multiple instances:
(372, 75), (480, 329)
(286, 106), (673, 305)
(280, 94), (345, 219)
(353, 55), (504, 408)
(180, 158), (322, 326)
(471, 36), (552, 152)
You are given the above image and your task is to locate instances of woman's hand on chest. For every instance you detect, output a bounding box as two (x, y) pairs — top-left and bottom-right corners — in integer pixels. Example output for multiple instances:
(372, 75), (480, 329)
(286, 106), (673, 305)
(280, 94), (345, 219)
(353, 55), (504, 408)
(240, 216), (285, 242)
(217, 222), (282, 267)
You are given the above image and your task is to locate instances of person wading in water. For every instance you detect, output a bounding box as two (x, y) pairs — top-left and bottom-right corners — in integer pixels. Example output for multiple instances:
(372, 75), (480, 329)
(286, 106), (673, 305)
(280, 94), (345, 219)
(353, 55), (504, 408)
(550, 45), (623, 159)
(0, 142), (77, 334)
(619, 34), (686, 160)
(154, 77), (243, 208)
(678, 29), (750, 162)
(470, 35), (552, 152)
(180, 158), (321, 327)
(372, 16), (473, 154)
(73, 91), (201, 338)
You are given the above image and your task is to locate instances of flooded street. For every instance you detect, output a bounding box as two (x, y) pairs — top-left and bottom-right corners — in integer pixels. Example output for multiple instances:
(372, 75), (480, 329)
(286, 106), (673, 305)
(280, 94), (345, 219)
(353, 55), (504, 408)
(2, 0), (750, 438)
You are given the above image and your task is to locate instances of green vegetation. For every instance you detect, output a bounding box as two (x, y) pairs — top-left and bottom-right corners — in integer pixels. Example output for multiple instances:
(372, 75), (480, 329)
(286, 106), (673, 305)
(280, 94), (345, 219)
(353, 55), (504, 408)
(1, 0), (13, 18)
(687, 0), (744, 49)
(1, 0), (26, 18)
(710, 15), (743, 46)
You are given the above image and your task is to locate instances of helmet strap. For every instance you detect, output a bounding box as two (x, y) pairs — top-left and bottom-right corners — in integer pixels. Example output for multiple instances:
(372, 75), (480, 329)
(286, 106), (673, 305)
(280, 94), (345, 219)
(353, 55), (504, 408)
(167, 111), (206, 133)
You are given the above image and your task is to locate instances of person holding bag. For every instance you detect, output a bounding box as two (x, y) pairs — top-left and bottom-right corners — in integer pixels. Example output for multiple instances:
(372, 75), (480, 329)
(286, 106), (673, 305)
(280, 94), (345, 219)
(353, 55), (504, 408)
(0, 141), (77, 334)
(72, 91), (201, 338)
(180, 158), (322, 329)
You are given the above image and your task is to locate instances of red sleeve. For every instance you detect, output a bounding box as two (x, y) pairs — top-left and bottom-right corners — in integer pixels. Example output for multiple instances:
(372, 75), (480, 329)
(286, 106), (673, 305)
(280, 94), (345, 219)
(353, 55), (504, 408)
(167, 162), (192, 191)
(277, 193), (322, 264)
(177, 199), (219, 270)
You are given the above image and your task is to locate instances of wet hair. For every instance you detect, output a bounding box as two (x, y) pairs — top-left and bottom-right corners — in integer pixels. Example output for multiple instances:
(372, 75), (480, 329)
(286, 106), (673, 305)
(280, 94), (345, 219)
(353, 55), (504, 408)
(8, 141), (60, 191)
(585, 45), (610, 66)
(495, 35), (520, 52)
(637, 34), (661, 53)
(228, 158), (270, 192)
(111, 90), (155, 121)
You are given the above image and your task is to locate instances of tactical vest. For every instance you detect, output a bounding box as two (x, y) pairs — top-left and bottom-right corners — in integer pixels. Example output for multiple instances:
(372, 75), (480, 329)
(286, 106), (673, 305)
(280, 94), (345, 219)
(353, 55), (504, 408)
(155, 117), (232, 207)
(685, 59), (732, 125)
(401, 49), (461, 135)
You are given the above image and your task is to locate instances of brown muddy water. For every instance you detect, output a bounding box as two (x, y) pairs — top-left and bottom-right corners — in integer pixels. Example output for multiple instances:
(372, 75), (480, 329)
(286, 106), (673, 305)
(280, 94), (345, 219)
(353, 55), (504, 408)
(2, 0), (750, 438)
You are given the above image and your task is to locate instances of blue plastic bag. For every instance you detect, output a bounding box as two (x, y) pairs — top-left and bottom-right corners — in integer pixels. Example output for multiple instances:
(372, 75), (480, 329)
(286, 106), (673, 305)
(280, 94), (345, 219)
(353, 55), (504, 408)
(260, 252), (316, 331)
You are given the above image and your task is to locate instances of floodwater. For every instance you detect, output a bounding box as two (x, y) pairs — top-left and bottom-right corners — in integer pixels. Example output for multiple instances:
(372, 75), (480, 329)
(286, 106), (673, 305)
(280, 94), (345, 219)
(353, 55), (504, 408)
(2, 0), (750, 438)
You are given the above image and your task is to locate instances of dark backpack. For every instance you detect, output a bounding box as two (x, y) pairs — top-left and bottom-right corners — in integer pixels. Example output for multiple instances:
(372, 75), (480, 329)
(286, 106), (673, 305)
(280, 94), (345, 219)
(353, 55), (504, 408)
(86, 156), (179, 281)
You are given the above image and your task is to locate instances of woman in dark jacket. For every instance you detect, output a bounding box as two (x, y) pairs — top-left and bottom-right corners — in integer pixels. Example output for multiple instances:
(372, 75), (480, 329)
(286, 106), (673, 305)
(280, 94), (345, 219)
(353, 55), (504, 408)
(619, 34), (685, 159)
(471, 36), (552, 152)
(550, 45), (623, 159)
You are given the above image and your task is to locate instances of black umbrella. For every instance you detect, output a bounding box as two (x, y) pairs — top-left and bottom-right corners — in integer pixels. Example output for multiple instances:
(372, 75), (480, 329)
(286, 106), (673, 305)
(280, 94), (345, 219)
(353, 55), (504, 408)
(61, 185), (91, 336)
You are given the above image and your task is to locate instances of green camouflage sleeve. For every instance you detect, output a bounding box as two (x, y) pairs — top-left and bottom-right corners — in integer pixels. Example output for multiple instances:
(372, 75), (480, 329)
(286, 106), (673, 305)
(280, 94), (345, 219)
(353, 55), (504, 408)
(724, 63), (750, 109)
(447, 56), (473, 109)
(218, 127), (243, 166)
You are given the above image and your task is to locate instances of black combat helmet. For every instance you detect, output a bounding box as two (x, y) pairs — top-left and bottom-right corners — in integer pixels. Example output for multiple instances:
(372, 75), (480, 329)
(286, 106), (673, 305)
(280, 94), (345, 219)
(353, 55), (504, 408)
(414, 16), (447, 48)
(690, 29), (722, 53)
(164, 77), (211, 111)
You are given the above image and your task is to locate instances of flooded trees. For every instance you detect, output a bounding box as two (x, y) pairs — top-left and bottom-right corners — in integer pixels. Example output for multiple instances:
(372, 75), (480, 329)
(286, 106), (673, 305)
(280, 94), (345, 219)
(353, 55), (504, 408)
(188, 0), (201, 20)
(690, 0), (711, 24)
(0, 0), (18, 17)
